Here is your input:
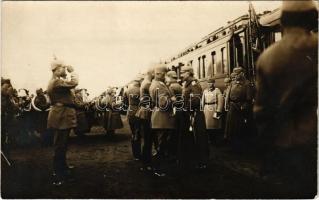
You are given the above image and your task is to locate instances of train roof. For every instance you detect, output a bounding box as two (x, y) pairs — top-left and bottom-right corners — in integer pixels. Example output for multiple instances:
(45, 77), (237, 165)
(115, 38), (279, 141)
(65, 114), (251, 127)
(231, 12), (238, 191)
(165, 7), (280, 64)
(259, 8), (281, 27)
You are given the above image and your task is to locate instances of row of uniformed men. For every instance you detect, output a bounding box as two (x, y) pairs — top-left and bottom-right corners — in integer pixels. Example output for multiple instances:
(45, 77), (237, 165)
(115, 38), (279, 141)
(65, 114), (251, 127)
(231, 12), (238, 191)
(123, 63), (252, 175)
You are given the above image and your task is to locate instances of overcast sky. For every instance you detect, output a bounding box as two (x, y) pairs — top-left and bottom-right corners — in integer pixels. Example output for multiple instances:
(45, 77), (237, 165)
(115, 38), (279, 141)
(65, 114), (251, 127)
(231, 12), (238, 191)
(2, 1), (281, 97)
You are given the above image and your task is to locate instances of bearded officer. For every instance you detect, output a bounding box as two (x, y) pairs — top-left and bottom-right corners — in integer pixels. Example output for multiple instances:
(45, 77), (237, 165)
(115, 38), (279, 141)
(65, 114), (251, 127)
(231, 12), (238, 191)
(179, 64), (208, 170)
(254, 0), (317, 191)
(47, 59), (78, 186)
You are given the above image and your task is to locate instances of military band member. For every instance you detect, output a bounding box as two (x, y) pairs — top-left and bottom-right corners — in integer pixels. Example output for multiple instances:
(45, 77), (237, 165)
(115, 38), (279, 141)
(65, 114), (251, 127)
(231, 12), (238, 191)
(47, 59), (78, 186)
(202, 78), (224, 145)
(149, 65), (176, 176)
(135, 68), (154, 171)
(32, 88), (52, 146)
(254, 0), (317, 190)
(179, 64), (208, 169)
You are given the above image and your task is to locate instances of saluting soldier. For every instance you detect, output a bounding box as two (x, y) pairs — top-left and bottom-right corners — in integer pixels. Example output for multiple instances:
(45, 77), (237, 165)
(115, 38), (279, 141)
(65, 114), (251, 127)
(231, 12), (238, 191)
(149, 65), (176, 176)
(47, 59), (78, 186)
(254, 0), (317, 190)
(135, 68), (154, 171)
(179, 64), (208, 170)
(202, 78), (224, 145)
(165, 70), (182, 160)
(124, 77), (142, 161)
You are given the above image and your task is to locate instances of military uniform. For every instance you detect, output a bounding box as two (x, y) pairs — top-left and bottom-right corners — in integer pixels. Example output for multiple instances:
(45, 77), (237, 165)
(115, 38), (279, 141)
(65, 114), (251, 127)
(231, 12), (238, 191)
(168, 79), (182, 159)
(149, 77), (175, 171)
(202, 87), (224, 130)
(224, 74), (253, 151)
(135, 77), (153, 167)
(1, 80), (19, 159)
(102, 92), (123, 134)
(124, 81), (141, 160)
(32, 89), (52, 146)
(47, 62), (78, 182)
(74, 90), (89, 136)
(179, 77), (208, 168)
(254, 1), (317, 188)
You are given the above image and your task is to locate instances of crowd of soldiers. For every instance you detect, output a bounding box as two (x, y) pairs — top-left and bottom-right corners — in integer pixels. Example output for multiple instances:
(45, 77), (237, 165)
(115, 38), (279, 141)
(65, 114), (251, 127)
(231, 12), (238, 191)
(123, 63), (255, 176)
(1, 0), (317, 191)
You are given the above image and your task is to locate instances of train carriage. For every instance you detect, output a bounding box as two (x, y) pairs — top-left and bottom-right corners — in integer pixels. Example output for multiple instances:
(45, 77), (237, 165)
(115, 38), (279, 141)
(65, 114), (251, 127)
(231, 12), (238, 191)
(165, 6), (282, 91)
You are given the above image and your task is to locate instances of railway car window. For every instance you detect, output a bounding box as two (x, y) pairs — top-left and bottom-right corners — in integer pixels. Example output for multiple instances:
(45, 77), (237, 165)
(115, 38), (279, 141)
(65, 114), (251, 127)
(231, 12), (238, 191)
(221, 47), (228, 74)
(202, 55), (206, 78)
(211, 51), (216, 76)
(215, 50), (223, 75)
(197, 57), (201, 79)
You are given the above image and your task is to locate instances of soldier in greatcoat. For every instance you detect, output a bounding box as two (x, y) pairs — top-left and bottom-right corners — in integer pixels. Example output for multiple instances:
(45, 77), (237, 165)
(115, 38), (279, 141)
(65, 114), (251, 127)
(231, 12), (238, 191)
(254, 0), (317, 190)
(224, 67), (253, 152)
(149, 64), (175, 176)
(135, 68), (154, 171)
(165, 70), (182, 160)
(202, 78), (224, 145)
(179, 64), (208, 170)
(47, 59), (78, 186)
(124, 78), (142, 160)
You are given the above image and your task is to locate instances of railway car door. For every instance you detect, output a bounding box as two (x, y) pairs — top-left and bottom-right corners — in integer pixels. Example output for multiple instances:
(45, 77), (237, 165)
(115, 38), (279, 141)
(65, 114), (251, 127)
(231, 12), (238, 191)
(229, 31), (247, 75)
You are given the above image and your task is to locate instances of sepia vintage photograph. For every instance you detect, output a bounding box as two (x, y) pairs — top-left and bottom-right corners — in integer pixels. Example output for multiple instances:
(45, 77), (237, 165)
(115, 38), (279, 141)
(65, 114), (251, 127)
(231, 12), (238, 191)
(1, 0), (318, 199)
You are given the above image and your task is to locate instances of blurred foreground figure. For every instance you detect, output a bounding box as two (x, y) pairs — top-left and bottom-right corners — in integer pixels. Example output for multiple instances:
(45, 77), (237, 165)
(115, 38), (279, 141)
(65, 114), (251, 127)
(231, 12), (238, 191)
(254, 0), (318, 192)
(47, 59), (79, 186)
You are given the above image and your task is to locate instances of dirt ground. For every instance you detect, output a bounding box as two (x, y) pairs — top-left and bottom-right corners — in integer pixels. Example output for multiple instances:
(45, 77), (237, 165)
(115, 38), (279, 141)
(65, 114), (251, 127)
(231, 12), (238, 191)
(1, 116), (316, 199)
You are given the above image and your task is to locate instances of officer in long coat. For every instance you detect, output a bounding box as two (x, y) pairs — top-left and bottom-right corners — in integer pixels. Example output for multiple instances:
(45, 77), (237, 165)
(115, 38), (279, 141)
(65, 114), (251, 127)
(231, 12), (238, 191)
(202, 78), (224, 145)
(47, 59), (78, 186)
(166, 70), (182, 159)
(124, 78), (141, 160)
(149, 65), (175, 176)
(224, 67), (253, 152)
(179, 64), (208, 169)
(135, 68), (154, 171)
(254, 0), (317, 190)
